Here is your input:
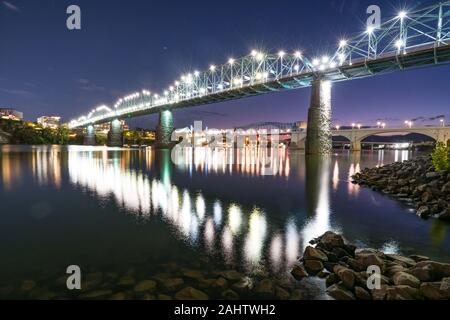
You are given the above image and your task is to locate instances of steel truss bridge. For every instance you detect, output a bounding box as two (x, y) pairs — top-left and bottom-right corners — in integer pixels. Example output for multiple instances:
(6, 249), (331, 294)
(69, 1), (450, 150)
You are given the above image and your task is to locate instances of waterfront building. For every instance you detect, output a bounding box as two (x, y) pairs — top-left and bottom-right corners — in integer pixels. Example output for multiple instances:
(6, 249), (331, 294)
(0, 108), (23, 121)
(37, 116), (61, 129)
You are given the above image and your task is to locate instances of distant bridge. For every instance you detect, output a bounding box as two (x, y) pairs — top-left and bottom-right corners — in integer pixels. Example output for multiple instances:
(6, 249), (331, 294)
(69, 1), (450, 153)
(291, 126), (450, 151)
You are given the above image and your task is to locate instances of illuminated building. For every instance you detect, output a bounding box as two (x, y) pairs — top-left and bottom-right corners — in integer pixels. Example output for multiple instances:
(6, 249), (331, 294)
(37, 116), (61, 129)
(0, 108), (23, 121)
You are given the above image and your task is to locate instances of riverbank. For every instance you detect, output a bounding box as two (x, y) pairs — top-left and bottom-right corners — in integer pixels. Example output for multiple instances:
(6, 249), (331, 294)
(292, 231), (450, 300)
(351, 154), (450, 221)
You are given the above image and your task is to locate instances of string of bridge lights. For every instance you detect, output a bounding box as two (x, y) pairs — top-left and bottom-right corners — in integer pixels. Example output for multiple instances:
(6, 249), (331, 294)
(69, 8), (432, 129)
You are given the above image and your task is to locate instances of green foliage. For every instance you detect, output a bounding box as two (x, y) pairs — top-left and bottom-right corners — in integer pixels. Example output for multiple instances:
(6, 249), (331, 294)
(0, 119), (70, 145)
(431, 141), (450, 172)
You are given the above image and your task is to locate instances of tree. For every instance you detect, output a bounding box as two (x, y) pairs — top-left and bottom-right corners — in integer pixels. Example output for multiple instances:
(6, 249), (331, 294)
(431, 141), (450, 171)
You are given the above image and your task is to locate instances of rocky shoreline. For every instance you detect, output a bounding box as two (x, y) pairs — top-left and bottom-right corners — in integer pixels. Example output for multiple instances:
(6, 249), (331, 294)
(352, 154), (450, 221)
(292, 231), (450, 300)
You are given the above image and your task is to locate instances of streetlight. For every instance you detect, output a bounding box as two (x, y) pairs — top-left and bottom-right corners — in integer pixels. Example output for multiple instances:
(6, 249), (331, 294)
(440, 118), (445, 127)
(336, 125), (340, 130)
(357, 123), (362, 129)
(381, 122), (386, 128)
(377, 121), (381, 128)
(404, 120), (412, 128)
(351, 123), (356, 129)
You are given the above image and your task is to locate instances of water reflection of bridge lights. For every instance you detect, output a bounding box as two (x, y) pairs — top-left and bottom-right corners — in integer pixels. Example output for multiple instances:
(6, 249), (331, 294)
(67, 148), (303, 273)
(173, 146), (291, 178)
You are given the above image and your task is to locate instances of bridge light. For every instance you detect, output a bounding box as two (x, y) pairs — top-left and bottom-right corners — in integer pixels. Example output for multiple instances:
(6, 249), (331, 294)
(339, 39), (348, 47)
(278, 50), (286, 58)
(321, 56), (329, 63)
(329, 61), (337, 68)
(169, 86), (174, 91)
(251, 50), (258, 57)
(312, 58), (320, 66)
(398, 11), (407, 19)
(209, 65), (216, 72)
(366, 26), (375, 34)
(194, 70), (200, 77)
(228, 58), (235, 65)
(294, 64), (300, 71)
(357, 124), (362, 129)
(175, 80), (180, 86)
(395, 39), (405, 49)
(294, 51), (302, 58)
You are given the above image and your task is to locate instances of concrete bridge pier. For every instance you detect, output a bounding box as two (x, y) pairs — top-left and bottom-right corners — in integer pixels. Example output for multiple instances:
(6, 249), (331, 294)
(107, 119), (123, 147)
(84, 125), (96, 145)
(351, 140), (362, 152)
(155, 110), (174, 149)
(305, 79), (332, 154)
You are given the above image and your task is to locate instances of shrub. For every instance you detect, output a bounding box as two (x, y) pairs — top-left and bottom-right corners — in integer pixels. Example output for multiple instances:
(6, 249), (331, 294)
(431, 141), (450, 171)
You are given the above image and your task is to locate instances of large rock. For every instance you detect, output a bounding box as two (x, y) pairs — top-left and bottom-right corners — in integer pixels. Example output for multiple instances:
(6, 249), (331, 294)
(219, 270), (243, 281)
(355, 286), (372, 300)
(211, 277), (228, 290)
(161, 278), (184, 292)
(134, 280), (157, 293)
(254, 279), (274, 298)
(420, 282), (448, 300)
(304, 260), (324, 275)
(411, 261), (450, 280)
(318, 232), (345, 249)
(291, 265), (308, 280)
(275, 286), (290, 300)
(355, 252), (385, 272)
(174, 287), (209, 300)
(334, 265), (355, 289)
(386, 285), (421, 300)
(221, 289), (239, 300)
(303, 246), (328, 262)
(371, 285), (388, 300)
(327, 283), (355, 300)
(392, 272), (421, 288)
(386, 254), (416, 267)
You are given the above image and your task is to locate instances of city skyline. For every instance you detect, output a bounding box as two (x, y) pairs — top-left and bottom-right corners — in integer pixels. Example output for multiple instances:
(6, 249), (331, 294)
(1, 0), (450, 129)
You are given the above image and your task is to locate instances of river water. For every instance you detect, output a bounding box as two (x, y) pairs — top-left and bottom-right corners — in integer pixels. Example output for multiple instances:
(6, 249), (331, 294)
(0, 145), (449, 299)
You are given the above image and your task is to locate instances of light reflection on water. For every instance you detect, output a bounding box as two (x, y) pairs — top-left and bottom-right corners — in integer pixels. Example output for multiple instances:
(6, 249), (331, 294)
(0, 145), (449, 283)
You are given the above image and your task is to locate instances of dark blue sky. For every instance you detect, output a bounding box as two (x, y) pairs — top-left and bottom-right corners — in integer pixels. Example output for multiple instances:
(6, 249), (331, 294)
(1, 0), (449, 129)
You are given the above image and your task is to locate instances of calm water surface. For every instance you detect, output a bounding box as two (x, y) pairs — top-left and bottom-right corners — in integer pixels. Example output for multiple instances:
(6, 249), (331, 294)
(1, 145), (449, 298)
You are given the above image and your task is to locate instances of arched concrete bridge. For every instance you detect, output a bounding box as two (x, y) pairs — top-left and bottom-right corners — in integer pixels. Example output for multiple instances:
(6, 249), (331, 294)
(290, 126), (450, 151)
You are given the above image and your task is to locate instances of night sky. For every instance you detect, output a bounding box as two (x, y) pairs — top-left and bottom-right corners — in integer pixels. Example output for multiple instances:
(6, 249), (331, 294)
(1, 0), (449, 130)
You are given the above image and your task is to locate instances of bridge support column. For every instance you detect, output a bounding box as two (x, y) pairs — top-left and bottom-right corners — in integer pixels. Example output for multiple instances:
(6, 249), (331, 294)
(83, 125), (95, 145)
(289, 131), (306, 150)
(351, 141), (362, 152)
(156, 110), (174, 149)
(306, 79), (332, 154)
(107, 119), (123, 147)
